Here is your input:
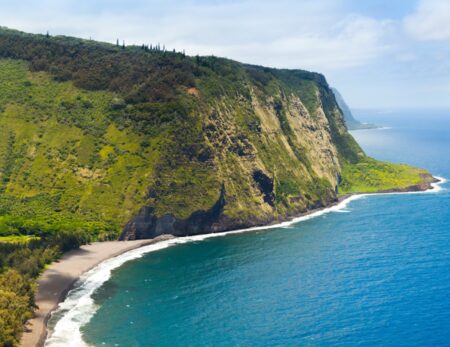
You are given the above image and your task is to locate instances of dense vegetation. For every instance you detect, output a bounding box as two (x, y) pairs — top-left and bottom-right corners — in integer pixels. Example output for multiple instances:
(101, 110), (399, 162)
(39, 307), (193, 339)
(0, 27), (352, 229)
(338, 157), (430, 194)
(0, 27), (432, 345)
(0, 234), (91, 347)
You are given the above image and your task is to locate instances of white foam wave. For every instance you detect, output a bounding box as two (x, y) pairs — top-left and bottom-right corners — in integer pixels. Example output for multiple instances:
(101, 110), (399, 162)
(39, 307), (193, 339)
(44, 176), (446, 347)
(44, 239), (182, 347)
(372, 176), (447, 195)
(430, 176), (447, 193)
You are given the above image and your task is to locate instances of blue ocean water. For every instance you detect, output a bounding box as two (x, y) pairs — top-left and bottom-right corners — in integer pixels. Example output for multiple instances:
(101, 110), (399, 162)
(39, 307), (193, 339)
(79, 110), (450, 346)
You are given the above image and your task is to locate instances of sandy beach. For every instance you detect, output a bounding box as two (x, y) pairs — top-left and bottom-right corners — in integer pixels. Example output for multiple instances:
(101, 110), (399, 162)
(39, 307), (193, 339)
(19, 235), (174, 347)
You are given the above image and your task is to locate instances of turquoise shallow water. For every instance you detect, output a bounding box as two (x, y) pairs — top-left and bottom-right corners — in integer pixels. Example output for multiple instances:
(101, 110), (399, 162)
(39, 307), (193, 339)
(80, 110), (450, 346)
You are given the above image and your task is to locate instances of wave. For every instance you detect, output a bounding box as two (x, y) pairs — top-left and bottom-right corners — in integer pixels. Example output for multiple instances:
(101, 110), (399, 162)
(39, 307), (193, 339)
(430, 176), (447, 192)
(44, 177), (447, 347)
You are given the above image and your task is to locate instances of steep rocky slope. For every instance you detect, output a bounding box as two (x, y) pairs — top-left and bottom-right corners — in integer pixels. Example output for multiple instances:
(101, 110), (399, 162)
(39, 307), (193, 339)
(0, 27), (434, 242)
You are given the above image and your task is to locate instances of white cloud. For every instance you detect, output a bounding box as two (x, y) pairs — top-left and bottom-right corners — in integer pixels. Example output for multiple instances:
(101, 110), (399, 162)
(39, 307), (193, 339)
(404, 0), (450, 41)
(394, 52), (417, 63)
(187, 16), (392, 71)
(0, 0), (392, 71)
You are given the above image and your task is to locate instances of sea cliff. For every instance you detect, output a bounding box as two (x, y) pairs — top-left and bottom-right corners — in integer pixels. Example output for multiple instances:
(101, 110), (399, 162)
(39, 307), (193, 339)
(0, 27), (434, 242)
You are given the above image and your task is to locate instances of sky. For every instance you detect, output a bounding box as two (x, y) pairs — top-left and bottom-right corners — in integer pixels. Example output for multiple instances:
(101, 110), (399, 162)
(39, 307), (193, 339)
(1, 0), (450, 109)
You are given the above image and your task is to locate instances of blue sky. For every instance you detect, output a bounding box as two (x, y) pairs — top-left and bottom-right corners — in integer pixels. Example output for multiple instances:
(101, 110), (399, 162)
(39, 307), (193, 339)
(1, 0), (450, 109)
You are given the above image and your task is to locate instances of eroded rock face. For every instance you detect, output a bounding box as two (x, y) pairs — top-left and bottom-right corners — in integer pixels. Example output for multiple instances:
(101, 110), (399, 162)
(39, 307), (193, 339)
(252, 170), (275, 206)
(120, 179), (339, 240)
(120, 85), (353, 240)
(121, 185), (227, 240)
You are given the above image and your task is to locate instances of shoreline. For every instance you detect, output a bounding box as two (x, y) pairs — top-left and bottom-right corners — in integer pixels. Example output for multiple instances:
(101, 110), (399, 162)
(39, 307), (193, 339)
(19, 235), (175, 347)
(21, 177), (445, 347)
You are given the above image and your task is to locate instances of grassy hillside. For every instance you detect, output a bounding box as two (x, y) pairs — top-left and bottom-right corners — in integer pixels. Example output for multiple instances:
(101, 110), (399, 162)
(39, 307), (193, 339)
(0, 27), (359, 236)
(0, 27), (435, 346)
(0, 58), (154, 237)
(339, 157), (432, 194)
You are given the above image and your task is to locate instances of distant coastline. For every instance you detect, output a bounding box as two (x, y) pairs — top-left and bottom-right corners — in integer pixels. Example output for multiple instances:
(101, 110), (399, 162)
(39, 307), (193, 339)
(23, 176), (445, 347)
(350, 126), (391, 132)
(349, 122), (381, 130)
(331, 88), (380, 130)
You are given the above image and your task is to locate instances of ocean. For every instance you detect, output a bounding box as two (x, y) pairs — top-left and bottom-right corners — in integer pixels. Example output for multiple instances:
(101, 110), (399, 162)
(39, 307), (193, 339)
(45, 109), (450, 346)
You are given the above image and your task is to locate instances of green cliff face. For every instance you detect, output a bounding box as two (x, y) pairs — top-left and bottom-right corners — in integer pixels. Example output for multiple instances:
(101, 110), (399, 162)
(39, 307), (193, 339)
(0, 27), (434, 241)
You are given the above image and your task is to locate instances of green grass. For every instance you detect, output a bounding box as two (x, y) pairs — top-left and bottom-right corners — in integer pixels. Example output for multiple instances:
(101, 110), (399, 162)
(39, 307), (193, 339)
(0, 59), (154, 238)
(339, 157), (429, 195)
(0, 59), (221, 238)
(0, 235), (40, 243)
